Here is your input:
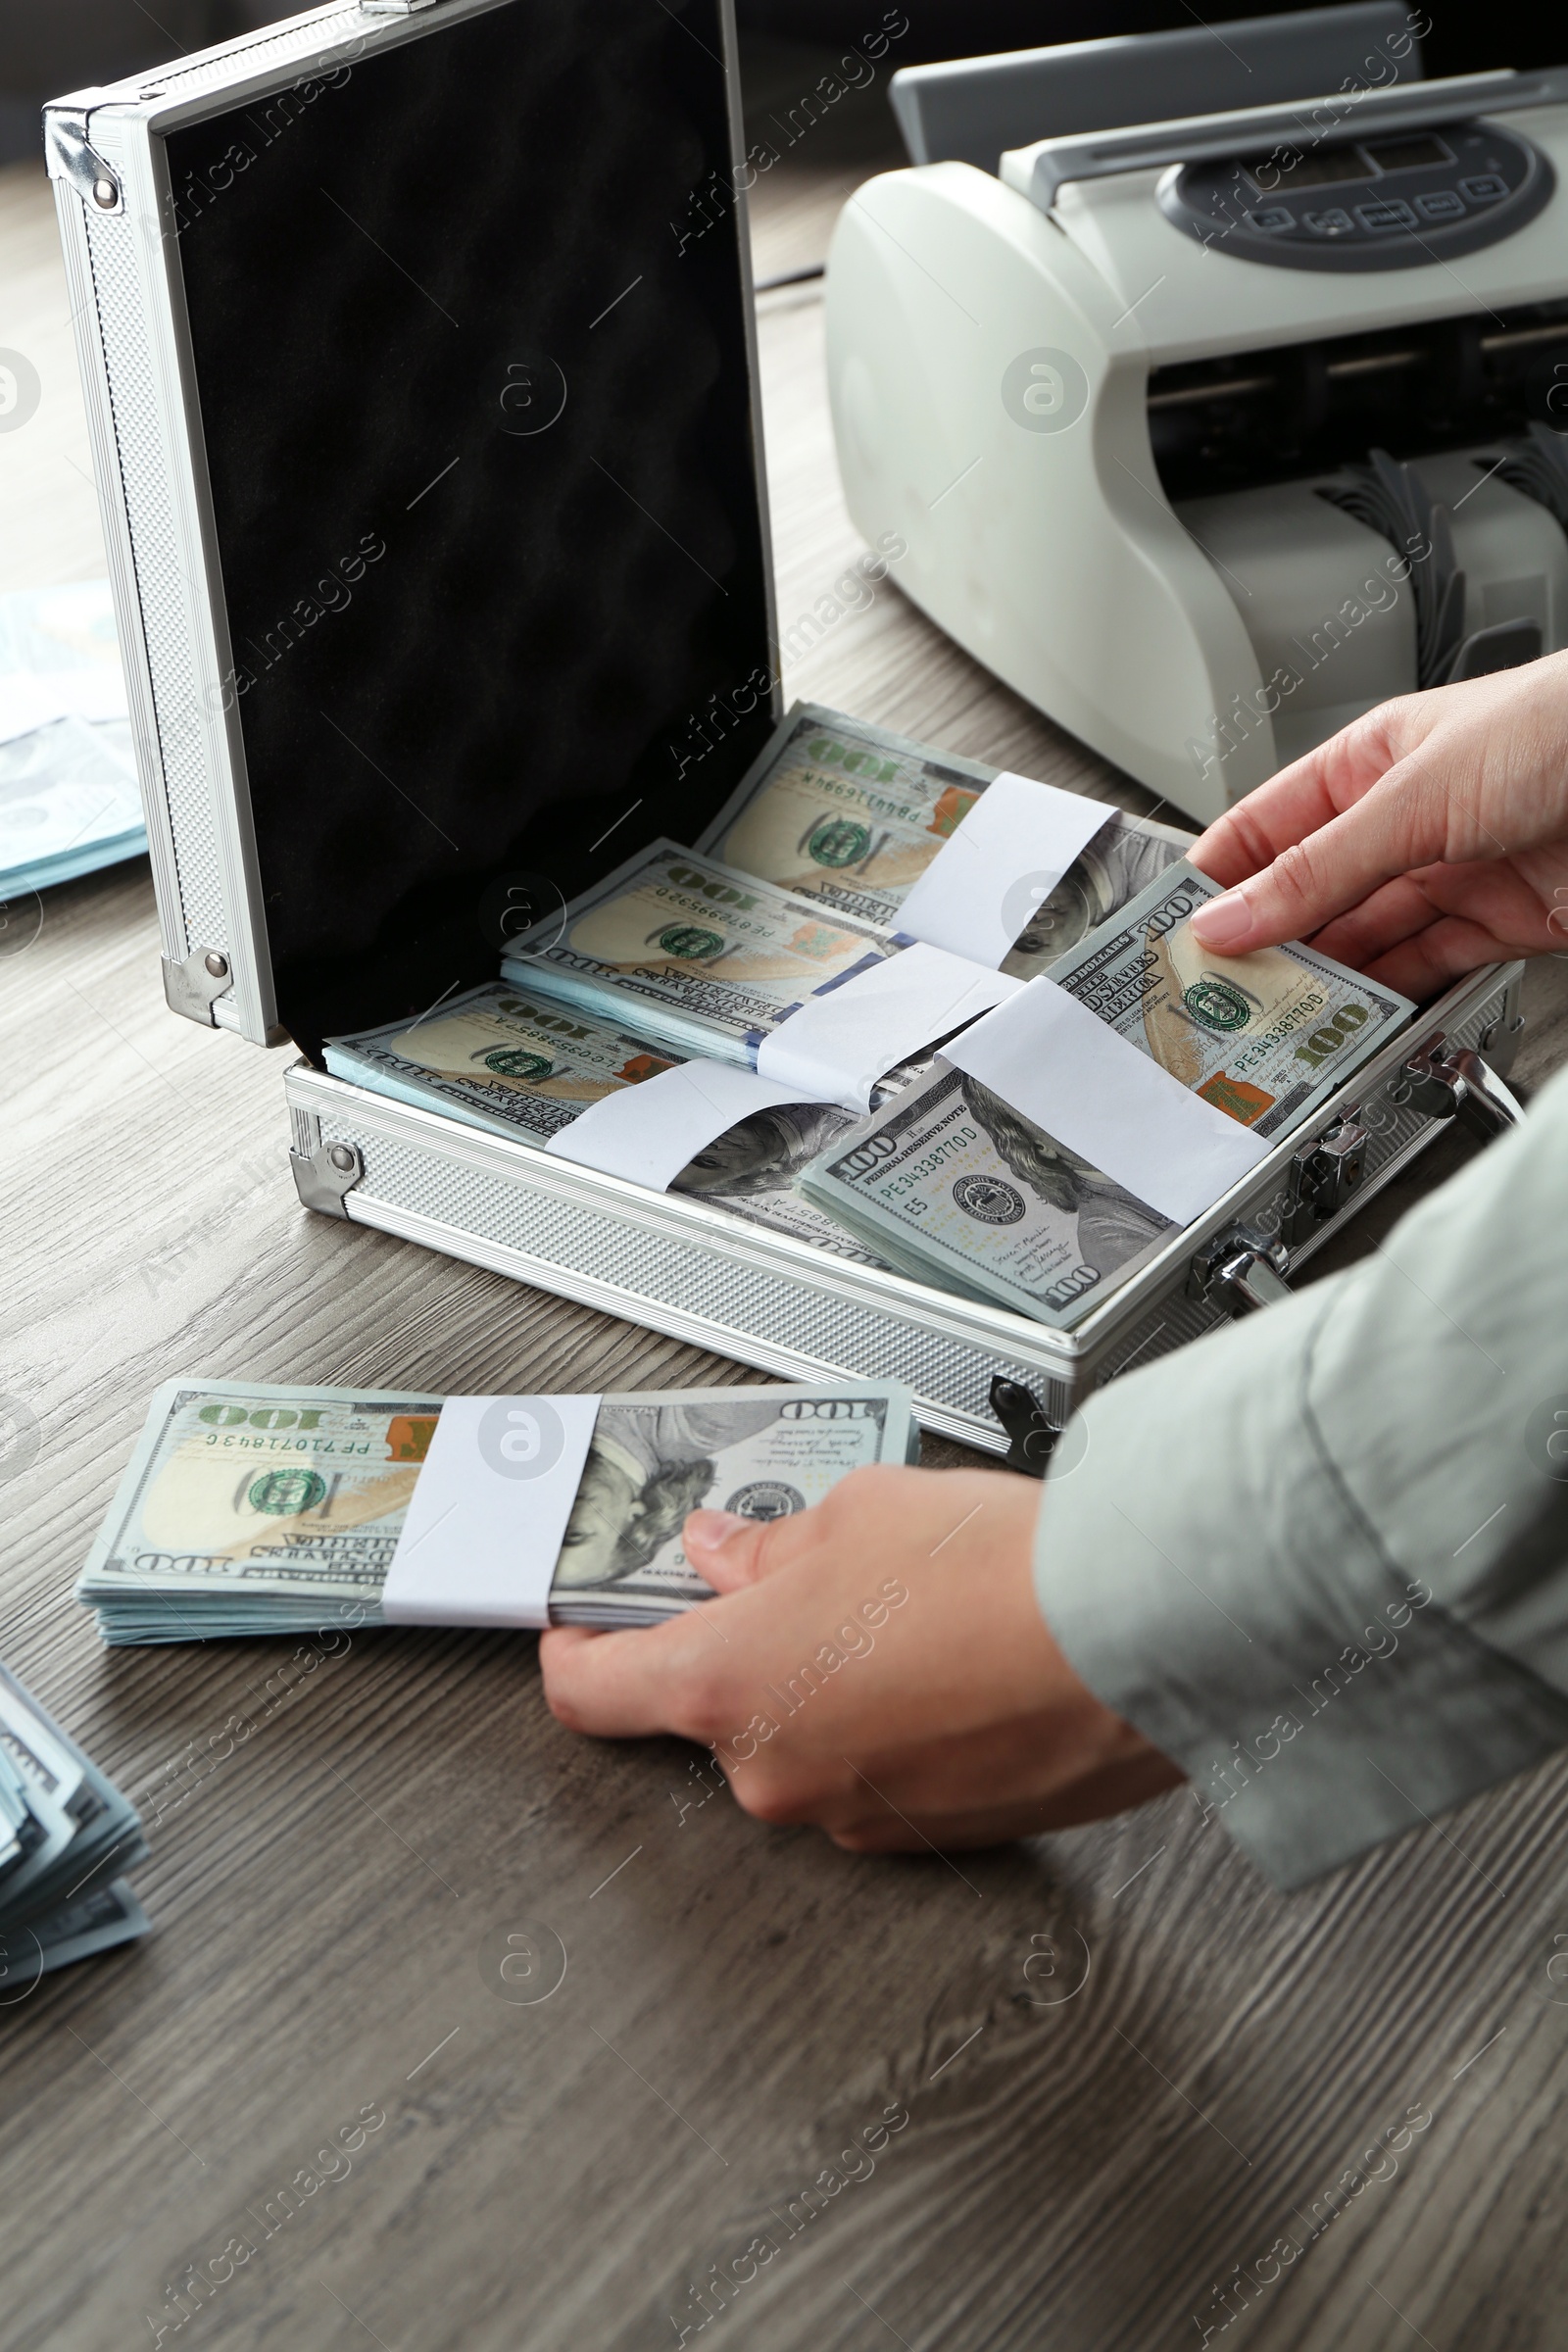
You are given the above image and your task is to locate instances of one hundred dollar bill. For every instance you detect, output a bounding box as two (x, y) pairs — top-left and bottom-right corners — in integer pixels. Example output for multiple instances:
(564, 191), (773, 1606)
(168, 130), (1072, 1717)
(694, 701), (1193, 968)
(0, 1671), (84, 1906)
(326, 982), (890, 1268)
(801, 1063), (1177, 1327)
(1048, 860), (1413, 1138)
(695, 704), (998, 926)
(1001, 811), (1192, 982)
(550, 1385), (915, 1624)
(324, 983), (679, 1144)
(78, 1379), (919, 1644)
(499, 839), (895, 1066)
(667, 1095), (888, 1265)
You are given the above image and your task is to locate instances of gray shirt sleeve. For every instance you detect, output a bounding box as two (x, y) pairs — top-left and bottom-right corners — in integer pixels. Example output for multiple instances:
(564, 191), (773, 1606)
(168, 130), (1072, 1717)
(1033, 1054), (1568, 1888)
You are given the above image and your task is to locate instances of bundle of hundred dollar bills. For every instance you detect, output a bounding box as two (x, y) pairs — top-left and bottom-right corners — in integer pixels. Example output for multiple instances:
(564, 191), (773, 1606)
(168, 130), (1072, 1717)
(323, 981), (890, 1265)
(797, 859), (1413, 1325)
(77, 1378), (918, 1645)
(320, 702), (1410, 1331)
(492, 705), (1194, 1065)
(0, 1661), (150, 1978)
(324, 704), (1194, 1268)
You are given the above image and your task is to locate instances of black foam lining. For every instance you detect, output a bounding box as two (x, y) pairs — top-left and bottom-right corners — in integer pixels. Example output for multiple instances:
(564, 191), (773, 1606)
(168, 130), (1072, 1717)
(165, 0), (775, 1059)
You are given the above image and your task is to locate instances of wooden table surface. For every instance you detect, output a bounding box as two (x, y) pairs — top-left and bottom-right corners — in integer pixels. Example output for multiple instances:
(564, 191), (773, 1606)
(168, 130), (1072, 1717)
(5, 65), (1568, 2352)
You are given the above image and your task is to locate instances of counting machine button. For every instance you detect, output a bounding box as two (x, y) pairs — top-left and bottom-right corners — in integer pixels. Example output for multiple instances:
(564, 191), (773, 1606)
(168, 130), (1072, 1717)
(1356, 197), (1418, 231)
(1302, 206), (1355, 235)
(1416, 189), (1466, 220)
(1459, 173), (1508, 202)
(1248, 205), (1296, 232)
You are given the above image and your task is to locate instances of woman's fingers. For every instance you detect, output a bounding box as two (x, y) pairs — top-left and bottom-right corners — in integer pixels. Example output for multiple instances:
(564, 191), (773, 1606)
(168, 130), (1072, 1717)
(540, 1463), (1178, 1857)
(1190, 756), (1359, 890)
(683, 1506), (799, 1592)
(538, 1612), (726, 1740)
(1188, 661), (1568, 958)
(1360, 911), (1521, 1001)
(1189, 749), (1452, 956)
(1306, 872), (1446, 969)
(1188, 702), (1423, 888)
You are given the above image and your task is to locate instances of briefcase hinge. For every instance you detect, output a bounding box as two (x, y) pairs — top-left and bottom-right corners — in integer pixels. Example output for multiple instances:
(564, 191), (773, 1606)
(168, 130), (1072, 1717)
(162, 947), (232, 1026)
(44, 107), (123, 214)
(1392, 1032), (1524, 1142)
(1186, 1224), (1291, 1318)
(1283, 1113), (1368, 1247)
(291, 1140), (364, 1219)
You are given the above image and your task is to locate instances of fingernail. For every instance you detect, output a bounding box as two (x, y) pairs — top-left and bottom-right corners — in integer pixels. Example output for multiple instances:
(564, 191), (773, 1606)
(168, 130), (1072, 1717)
(1189, 891), (1252, 950)
(685, 1509), (751, 1549)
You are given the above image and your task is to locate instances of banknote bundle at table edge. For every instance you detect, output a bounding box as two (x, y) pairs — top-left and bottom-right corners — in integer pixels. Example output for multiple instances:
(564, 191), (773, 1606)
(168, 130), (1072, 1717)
(0, 1659), (151, 1978)
(76, 1378), (920, 1646)
(799, 859), (1415, 1330)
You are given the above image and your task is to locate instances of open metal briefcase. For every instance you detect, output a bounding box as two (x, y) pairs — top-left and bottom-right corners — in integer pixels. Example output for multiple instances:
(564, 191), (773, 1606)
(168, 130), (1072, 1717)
(45, 0), (1526, 1454)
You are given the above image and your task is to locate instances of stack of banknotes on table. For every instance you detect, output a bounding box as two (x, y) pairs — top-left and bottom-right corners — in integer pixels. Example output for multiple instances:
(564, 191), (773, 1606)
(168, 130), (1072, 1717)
(78, 1378), (918, 1644)
(322, 701), (1411, 1330)
(0, 582), (142, 899)
(0, 1660), (150, 1979)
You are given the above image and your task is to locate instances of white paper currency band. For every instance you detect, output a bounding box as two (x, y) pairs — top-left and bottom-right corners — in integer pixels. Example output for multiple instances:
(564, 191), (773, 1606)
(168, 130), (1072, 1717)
(381, 1395), (602, 1628)
(758, 943), (1022, 1112)
(894, 773), (1113, 968)
(544, 1060), (831, 1189)
(945, 978), (1271, 1226)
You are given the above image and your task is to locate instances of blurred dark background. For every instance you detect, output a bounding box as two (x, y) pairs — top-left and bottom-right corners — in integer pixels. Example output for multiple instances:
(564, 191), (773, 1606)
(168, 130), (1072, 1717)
(3, 0), (1562, 167)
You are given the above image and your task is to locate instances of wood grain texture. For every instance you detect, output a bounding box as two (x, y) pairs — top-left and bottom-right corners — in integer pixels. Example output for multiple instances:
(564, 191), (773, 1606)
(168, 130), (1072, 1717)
(4, 63), (1568, 2352)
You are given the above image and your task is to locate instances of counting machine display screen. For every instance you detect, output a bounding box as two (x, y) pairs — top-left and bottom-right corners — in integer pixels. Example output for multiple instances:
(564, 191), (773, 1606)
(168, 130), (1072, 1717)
(165, 0), (775, 1057)
(1243, 135), (1455, 190)
(1169, 115), (1553, 272)
(1243, 140), (1373, 188)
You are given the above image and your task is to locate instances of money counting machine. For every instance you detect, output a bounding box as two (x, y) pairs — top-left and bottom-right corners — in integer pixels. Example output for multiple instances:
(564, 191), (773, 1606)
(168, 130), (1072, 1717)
(829, 6), (1568, 819)
(48, 0), (1527, 1456)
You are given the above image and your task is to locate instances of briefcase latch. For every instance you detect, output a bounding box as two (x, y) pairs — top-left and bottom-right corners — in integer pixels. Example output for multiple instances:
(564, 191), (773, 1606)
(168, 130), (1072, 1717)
(1186, 1224), (1291, 1317)
(988, 1376), (1060, 1477)
(1283, 1114), (1368, 1246)
(1395, 1033), (1524, 1141)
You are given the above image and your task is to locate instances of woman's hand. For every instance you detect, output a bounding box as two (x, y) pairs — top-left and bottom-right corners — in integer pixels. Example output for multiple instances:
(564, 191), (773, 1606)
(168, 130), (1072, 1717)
(538, 1463), (1182, 1851)
(1188, 650), (1568, 998)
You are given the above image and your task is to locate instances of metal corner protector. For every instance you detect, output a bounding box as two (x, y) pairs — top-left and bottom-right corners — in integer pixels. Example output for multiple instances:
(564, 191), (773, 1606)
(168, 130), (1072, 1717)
(162, 947), (233, 1026)
(291, 1139), (364, 1219)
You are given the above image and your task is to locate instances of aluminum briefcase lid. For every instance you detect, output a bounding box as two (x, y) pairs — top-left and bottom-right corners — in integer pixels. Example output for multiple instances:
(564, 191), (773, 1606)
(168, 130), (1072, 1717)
(48, 0), (778, 1056)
